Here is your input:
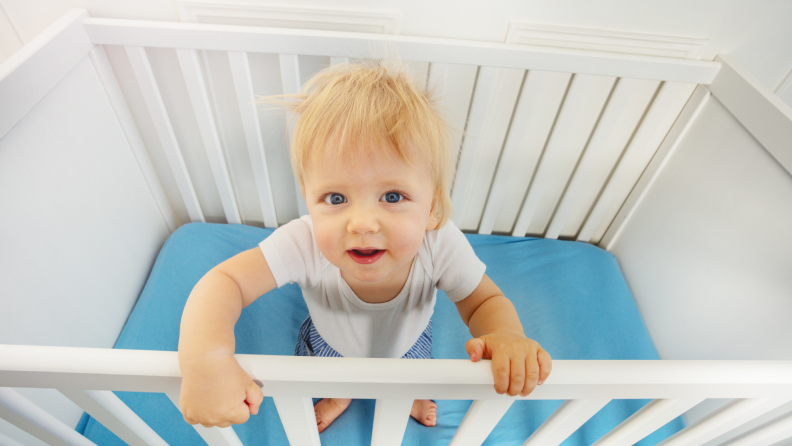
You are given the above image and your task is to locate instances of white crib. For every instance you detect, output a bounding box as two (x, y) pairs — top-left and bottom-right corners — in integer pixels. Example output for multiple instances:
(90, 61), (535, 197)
(1, 8), (791, 446)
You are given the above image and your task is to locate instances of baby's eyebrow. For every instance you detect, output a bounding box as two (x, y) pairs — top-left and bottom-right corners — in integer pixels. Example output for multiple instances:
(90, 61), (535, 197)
(312, 178), (413, 190)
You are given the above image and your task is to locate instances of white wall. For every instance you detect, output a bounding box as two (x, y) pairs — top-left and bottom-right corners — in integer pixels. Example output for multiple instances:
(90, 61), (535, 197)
(1, 0), (792, 101)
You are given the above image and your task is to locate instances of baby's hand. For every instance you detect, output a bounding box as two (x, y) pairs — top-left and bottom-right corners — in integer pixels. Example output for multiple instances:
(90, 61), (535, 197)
(179, 354), (264, 427)
(465, 330), (552, 397)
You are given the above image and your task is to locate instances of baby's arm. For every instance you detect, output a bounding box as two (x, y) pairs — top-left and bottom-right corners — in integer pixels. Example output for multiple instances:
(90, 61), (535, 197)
(178, 247), (276, 427)
(455, 274), (552, 397)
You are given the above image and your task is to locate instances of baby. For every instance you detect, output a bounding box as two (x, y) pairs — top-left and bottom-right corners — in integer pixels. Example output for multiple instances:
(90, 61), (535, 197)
(177, 61), (552, 432)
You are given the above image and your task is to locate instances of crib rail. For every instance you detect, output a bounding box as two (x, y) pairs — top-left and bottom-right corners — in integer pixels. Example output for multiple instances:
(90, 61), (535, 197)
(80, 17), (720, 84)
(2, 345), (792, 446)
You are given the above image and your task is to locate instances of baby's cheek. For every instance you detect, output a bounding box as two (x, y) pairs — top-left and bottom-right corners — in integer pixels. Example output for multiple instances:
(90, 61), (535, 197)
(391, 223), (425, 256)
(313, 226), (341, 262)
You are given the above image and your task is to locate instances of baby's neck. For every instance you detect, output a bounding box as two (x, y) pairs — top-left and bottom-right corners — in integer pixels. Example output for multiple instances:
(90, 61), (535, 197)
(341, 257), (415, 304)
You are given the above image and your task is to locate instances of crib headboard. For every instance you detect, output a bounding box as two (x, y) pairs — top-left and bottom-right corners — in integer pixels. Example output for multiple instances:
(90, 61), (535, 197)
(54, 9), (718, 246)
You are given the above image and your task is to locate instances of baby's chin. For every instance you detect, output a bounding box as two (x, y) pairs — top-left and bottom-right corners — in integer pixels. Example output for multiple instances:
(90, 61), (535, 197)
(339, 255), (416, 283)
(339, 263), (394, 283)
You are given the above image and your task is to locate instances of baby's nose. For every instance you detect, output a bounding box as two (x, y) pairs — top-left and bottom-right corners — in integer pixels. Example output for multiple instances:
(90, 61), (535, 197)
(347, 208), (379, 234)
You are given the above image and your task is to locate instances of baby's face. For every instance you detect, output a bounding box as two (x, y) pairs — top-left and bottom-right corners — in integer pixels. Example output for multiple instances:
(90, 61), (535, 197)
(303, 144), (438, 285)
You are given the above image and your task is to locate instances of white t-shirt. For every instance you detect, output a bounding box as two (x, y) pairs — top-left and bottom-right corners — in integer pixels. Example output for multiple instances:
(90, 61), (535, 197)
(258, 215), (486, 358)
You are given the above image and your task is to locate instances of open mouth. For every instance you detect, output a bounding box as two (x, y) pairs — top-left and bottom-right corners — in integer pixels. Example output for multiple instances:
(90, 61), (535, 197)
(347, 248), (385, 264)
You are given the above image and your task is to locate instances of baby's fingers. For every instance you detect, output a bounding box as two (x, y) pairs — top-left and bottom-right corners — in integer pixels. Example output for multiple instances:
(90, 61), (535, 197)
(245, 380), (264, 415)
(507, 355), (526, 396)
(491, 351), (511, 394)
(465, 337), (486, 362)
(537, 348), (552, 384)
(226, 401), (252, 426)
(520, 355), (540, 397)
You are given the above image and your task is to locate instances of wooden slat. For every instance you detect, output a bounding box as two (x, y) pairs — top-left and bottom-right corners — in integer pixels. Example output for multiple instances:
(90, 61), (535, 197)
(553, 78), (660, 239)
(279, 53), (309, 218)
(578, 81), (695, 243)
(166, 390), (243, 446)
(246, 52), (301, 225)
(657, 398), (791, 446)
(424, 61), (453, 189)
(228, 50), (278, 227)
(483, 70), (571, 234)
(404, 61), (429, 91)
(545, 77), (639, 239)
(125, 45), (205, 223)
(707, 54), (792, 177)
(89, 45), (177, 233)
(176, 48), (241, 224)
(0, 9), (93, 140)
(592, 398), (703, 446)
(600, 85), (710, 250)
(272, 396), (321, 446)
(511, 73), (615, 236)
(451, 66), (524, 230)
(0, 430), (25, 446)
(478, 71), (556, 234)
(209, 48), (299, 226)
(589, 82), (698, 244)
(532, 73), (617, 236)
(437, 63), (478, 174)
(198, 49), (246, 223)
(59, 389), (167, 446)
(723, 411), (792, 446)
(371, 399), (413, 446)
(427, 62), (449, 95)
(83, 17), (721, 84)
(448, 399), (514, 446)
(0, 387), (96, 446)
(523, 399), (611, 446)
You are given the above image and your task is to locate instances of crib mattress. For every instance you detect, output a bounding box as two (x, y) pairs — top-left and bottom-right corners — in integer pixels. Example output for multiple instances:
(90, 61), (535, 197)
(76, 222), (684, 445)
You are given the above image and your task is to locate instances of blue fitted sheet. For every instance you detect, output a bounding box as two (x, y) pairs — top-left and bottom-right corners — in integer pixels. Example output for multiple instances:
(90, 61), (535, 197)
(77, 222), (684, 445)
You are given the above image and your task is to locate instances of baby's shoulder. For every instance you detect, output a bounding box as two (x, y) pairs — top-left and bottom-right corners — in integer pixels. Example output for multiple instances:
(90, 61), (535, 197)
(420, 220), (460, 267)
(424, 219), (460, 247)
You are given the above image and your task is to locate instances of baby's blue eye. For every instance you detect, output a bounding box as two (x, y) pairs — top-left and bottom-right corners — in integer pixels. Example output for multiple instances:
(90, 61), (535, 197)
(382, 192), (403, 203)
(324, 193), (346, 205)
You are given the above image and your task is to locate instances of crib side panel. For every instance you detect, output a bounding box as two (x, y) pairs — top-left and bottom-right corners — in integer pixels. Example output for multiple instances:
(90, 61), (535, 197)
(607, 85), (792, 360)
(0, 53), (170, 349)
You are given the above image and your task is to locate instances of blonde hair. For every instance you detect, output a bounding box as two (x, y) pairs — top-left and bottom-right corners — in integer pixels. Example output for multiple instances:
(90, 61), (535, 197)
(260, 60), (454, 228)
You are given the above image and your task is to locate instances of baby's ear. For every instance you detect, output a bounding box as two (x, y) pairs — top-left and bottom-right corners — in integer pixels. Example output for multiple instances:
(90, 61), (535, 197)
(425, 203), (439, 231)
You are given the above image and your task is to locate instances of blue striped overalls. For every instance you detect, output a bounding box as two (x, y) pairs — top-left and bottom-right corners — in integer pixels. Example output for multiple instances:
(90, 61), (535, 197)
(294, 316), (433, 359)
